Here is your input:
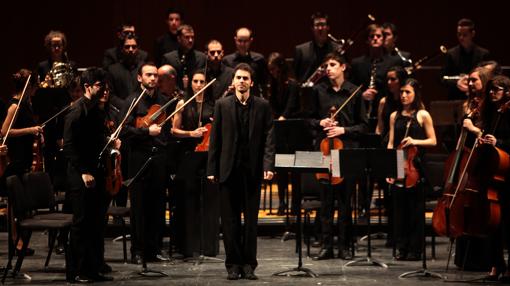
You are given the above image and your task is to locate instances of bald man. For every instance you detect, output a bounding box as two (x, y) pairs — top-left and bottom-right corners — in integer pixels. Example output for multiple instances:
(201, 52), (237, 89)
(223, 27), (267, 97)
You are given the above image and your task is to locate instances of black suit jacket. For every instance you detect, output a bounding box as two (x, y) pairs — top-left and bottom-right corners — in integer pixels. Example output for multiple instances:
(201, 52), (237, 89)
(293, 40), (340, 83)
(207, 95), (275, 183)
(441, 44), (491, 100)
(161, 49), (207, 90)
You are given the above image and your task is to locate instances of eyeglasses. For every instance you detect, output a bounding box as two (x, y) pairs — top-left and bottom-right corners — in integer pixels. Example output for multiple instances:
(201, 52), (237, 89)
(124, 44), (137, 49)
(490, 86), (505, 93)
(192, 79), (205, 84)
(208, 50), (222, 56)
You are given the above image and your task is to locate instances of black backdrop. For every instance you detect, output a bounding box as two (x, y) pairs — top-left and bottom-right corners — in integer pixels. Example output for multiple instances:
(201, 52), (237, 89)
(2, 0), (506, 104)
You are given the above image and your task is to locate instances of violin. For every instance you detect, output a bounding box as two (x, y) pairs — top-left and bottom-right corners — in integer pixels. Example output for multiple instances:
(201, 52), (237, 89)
(104, 120), (122, 196)
(316, 106), (344, 185)
(194, 123), (212, 152)
(315, 85), (363, 184)
(31, 134), (45, 172)
(394, 118), (420, 188)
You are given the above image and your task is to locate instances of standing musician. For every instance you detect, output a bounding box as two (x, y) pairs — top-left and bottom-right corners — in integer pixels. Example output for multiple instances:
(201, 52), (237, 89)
(161, 25), (207, 90)
(63, 67), (117, 282)
(476, 75), (510, 281)
(120, 62), (170, 264)
(1, 69), (41, 257)
(386, 78), (436, 261)
(171, 69), (217, 257)
(267, 52), (300, 215)
(205, 39), (234, 100)
(375, 65), (408, 247)
(349, 23), (403, 131)
(207, 63), (275, 280)
(310, 52), (368, 261)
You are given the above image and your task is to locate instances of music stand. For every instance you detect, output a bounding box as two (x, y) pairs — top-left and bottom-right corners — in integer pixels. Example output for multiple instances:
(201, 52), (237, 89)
(272, 151), (328, 278)
(177, 151), (222, 265)
(274, 119), (313, 241)
(340, 148), (400, 269)
(123, 156), (167, 277)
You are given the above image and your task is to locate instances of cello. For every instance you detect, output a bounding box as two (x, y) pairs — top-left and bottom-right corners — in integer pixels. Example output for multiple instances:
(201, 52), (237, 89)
(315, 85), (363, 184)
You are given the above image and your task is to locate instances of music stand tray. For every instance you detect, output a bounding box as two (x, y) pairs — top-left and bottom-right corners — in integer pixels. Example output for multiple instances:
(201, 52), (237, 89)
(338, 148), (400, 269)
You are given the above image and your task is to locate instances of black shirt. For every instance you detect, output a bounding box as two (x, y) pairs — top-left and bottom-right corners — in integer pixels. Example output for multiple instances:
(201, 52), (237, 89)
(223, 51), (267, 96)
(234, 95), (252, 168)
(310, 80), (368, 146)
(5, 98), (36, 173)
(63, 97), (108, 176)
(154, 32), (179, 67)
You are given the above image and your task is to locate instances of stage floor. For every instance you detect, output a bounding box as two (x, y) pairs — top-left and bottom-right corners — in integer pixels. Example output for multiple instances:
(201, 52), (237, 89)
(0, 232), (492, 285)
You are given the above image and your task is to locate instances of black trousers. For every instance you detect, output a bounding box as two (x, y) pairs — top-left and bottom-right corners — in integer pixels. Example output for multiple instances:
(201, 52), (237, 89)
(129, 150), (167, 258)
(392, 184), (424, 255)
(220, 168), (261, 271)
(319, 179), (354, 250)
(68, 178), (109, 277)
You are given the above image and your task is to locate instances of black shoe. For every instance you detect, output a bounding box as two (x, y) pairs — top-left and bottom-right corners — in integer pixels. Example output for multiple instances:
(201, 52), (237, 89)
(55, 245), (65, 255)
(241, 265), (258, 280)
(15, 247), (35, 256)
(406, 252), (421, 261)
(131, 254), (143, 265)
(227, 267), (240, 280)
(312, 248), (334, 260)
(149, 253), (170, 262)
(395, 250), (407, 261)
(73, 275), (94, 283)
(338, 249), (353, 260)
(90, 273), (114, 282)
(100, 262), (112, 274)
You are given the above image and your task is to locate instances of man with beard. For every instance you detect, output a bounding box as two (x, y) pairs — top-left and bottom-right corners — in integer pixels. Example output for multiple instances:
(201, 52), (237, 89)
(102, 23), (148, 69)
(64, 67), (118, 282)
(207, 63), (275, 280)
(107, 33), (146, 112)
(205, 39), (234, 100)
(121, 62), (171, 264)
(162, 25), (206, 90)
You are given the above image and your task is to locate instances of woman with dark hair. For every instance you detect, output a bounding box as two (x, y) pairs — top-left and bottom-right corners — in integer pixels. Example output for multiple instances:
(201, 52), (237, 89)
(172, 69), (218, 258)
(387, 78), (436, 260)
(476, 75), (510, 281)
(267, 52), (299, 214)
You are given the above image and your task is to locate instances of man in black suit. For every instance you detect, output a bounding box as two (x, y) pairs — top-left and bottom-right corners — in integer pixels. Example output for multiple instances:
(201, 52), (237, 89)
(102, 24), (148, 69)
(207, 63), (275, 280)
(441, 18), (491, 100)
(223, 27), (267, 97)
(161, 24), (207, 90)
(154, 8), (182, 66)
(63, 67), (116, 282)
(349, 24), (403, 131)
(382, 22), (412, 68)
(293, 12), (340, 84)
(205, 39), (234, 100)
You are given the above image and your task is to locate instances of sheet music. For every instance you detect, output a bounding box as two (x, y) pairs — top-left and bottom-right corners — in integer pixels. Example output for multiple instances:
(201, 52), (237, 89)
(331, 149), (340, 177)
(295, 151), (326, 169)
(275, 154), (295, 168)
(396, 149), (405, 179)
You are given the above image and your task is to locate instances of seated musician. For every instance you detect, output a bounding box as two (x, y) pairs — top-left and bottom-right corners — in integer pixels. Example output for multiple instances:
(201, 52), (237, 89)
(386, 78), (436, 261)
(309, 52), (367, 261)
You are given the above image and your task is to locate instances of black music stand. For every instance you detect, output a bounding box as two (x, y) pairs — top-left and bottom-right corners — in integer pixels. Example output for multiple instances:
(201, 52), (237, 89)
(274, 119), (313, 240)
(123, 156), (167, 277)
(341, 148), (398, 269)
(272, 151), (327, 278)
(177, 151), (222, 265)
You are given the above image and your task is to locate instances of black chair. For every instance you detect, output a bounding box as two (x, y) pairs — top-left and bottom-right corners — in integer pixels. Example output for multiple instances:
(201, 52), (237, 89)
(106, 205), (130, 263)
(2, 173), (73, 283)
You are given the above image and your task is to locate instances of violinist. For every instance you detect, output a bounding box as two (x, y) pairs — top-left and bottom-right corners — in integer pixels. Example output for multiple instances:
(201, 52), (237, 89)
(120, 62), (170, 264)
(387, 78), (436, 261)
(0, 69), (40, 257)
(63, 67), (115, 282)
(310, 52), (368, 260)
(477, 75), (510, 281)
(171, 69), (216, 258)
